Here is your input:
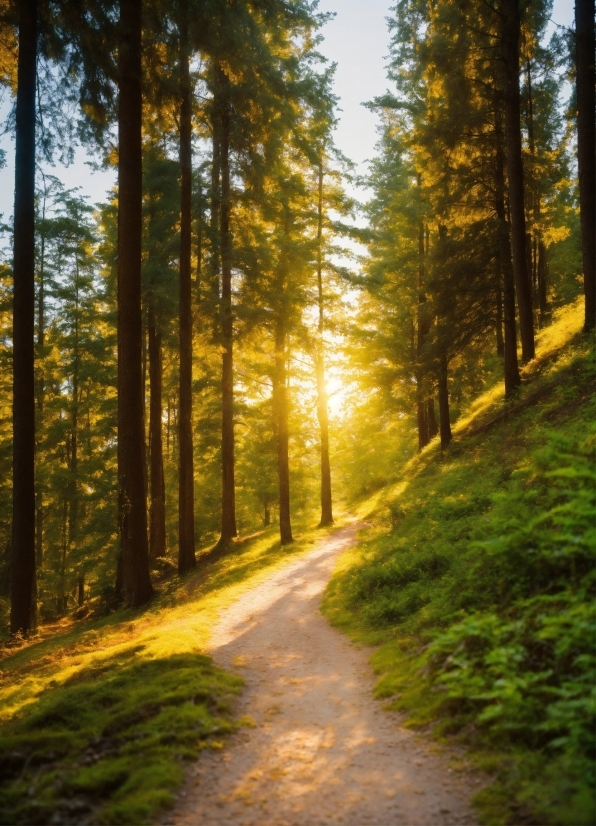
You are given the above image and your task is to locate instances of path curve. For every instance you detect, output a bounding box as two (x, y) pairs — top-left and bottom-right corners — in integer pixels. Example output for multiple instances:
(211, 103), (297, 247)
(163, 523), (478, 826)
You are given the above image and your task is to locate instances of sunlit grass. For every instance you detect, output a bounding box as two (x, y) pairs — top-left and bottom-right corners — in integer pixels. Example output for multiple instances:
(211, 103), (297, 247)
(0, 510), (349, 824)
(323, 302), (595, 826)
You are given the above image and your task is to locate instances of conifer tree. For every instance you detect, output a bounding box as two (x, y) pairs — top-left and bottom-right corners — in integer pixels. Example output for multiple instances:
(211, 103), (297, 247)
(116, 0), (152, 606)
(177, 0), (196, 572)
(575, 0), (595, 331)
(11, 0), (37, 634)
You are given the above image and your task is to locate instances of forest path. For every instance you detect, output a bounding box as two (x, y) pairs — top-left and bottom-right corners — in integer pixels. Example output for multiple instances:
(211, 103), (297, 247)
(162, 522), (477, 826)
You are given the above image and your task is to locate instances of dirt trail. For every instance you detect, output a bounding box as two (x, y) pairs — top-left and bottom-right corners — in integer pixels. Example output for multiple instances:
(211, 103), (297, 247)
(163, 523), (478, 826)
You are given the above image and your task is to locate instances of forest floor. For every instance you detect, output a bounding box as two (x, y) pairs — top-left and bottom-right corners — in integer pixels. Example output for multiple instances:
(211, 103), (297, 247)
(161, 521), (480, 826)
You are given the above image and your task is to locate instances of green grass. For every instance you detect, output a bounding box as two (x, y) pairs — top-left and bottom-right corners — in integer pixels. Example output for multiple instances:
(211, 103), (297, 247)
(322, 301), (596, 825)
(0, 512), (347, 824)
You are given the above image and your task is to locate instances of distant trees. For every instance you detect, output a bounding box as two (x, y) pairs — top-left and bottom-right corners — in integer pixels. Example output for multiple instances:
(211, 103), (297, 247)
(3, 0), (587, 632)
(359, 0), (582, 453)
(4, 0), (347, 628)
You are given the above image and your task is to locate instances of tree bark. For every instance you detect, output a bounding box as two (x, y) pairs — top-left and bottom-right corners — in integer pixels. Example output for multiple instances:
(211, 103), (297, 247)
(427, 398), (438, 439)
(416, 218), (431, 450)
(438, 354), (452, 450)
(219, 81), (237, 546)
(501, 0), (535, 362)
(210, 74), (221, 313)
(11, 0), (37, 635)
(69, 262), (80, 609)
(148, 299), (166, 561)
(274, 312), (292, 545)
(178, 0), (196, 573)
(35, 182), (47, 571)
(495, 100), (521, 395)
(316, 163), (333, 527)
(575, 0), (595, 331)
(117, 0), (152, 607)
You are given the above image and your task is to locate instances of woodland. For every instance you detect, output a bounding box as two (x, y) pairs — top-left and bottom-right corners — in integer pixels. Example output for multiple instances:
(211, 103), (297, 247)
(0, 0), (594, 824)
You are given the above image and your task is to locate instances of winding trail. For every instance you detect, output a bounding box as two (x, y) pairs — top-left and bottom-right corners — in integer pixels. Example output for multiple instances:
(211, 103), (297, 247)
(163, 523), (478, 826)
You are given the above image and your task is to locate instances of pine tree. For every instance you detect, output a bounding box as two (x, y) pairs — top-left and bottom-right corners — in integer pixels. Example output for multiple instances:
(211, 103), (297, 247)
(11, 0), (37, 634)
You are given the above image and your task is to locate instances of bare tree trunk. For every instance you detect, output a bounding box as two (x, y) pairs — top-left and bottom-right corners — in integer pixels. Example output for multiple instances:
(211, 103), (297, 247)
(148, 300), (166, 561)
(501, 0), (535, 362)
(495, 100), (521, 395)
(525, 59), (549, 326)
(219, 79), (237, 546)
(69, 262), (80, 607)
(316, 163), (333, 527)
(274, 312), (293, 545)
(427, 398), (438, 439)
(417, 217), (431, 450)
(210, 75), (221, 314)
(178, 0), (196, 573)
(438, 355), (452, 451)
(35, 181), (47, 571)
(11, 0), (37, 635)
(575, 0), (595, 331)
(117, 0), (152, 607)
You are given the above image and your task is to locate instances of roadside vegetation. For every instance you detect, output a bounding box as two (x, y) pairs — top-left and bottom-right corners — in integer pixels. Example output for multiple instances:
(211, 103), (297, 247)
(323, 303), (595, 826)
(0, 516), (340, 825)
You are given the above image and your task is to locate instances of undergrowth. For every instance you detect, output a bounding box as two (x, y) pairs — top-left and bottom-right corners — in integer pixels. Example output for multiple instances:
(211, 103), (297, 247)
(0, 514), (342, 824)
(323, 303), (596, 825)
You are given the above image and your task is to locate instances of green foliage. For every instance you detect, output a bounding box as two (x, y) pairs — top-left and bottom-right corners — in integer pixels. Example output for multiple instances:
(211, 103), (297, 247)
(0, 650), (240, 825)
(323, 327), (596, 825)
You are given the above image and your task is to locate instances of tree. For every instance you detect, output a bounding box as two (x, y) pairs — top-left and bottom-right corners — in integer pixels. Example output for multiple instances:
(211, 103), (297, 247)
(575, 0), (595, 331)
(315, 162), (333, 526)
(116, 0), (152, 607)
(177, 0), (196, 572)
(501, 0), (535, 362)
(11, 0), (37, 634)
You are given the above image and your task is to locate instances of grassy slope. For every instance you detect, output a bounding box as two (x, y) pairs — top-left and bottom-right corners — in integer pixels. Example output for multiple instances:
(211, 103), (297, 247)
(323, 301), (595, 826)
(0, 514), (343, 825)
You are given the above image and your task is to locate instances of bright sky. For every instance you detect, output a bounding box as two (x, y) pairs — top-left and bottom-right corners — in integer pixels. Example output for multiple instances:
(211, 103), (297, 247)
(0, 0), (575, 225)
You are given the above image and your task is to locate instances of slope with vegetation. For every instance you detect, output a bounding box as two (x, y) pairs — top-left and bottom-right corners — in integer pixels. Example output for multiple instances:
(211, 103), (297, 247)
(324, 302), (595, 826)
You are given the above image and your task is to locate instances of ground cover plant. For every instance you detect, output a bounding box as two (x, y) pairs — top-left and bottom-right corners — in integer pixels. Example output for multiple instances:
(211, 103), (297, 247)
(323, 304), (596, 825)
(0, 516), (341, 825)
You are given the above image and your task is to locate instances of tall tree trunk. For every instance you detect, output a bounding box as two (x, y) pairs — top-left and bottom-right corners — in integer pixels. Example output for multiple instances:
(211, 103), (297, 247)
(316, 163), (333, 527)
(575, 0), (595, 331)
(148, 300), (166, 561)
(274, 312), (293, 545)
(496, 280), (505, 356)
(35, 183), (46, 571)
(416, 216), (431, 450)
(525, 59), (549, 326)
(438, 354), (452, 451)
(117, 0), (152, 607)
(501, 0), (535, 362)
(195, 177), (203, 303)
(178, 0), (196, 573)
(495, 100), (521, 395)
(69, 263), (80, 605)
(219, 81), (237, 546)
(210, 76), (221, 314)
(11, 0), (37, 635)
(427, 398), (438, 439)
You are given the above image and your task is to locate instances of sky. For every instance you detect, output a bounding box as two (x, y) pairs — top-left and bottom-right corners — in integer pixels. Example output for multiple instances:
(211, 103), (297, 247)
(0, 0), (575, 223)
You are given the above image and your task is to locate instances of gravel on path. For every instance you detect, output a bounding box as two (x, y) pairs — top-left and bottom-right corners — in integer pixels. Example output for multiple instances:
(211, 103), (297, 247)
(162, 522), (478, 826)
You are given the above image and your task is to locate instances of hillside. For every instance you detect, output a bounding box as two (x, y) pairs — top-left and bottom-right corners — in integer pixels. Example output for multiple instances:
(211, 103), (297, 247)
(323, 301), (596, 825)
